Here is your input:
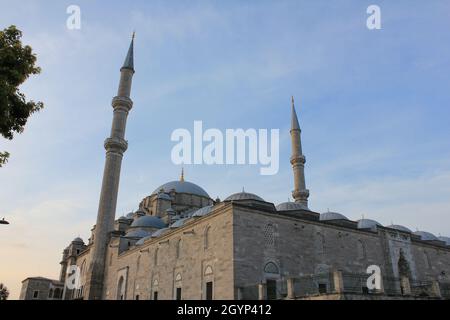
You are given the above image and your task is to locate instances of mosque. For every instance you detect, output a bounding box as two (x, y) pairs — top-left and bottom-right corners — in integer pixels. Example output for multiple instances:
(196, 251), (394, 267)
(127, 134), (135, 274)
(20, 36), (450, 300)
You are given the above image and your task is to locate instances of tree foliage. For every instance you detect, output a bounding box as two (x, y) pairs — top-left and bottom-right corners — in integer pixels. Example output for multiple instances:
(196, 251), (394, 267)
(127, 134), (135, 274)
(0, 283), (10, 300)
(0, 25), (43, 167)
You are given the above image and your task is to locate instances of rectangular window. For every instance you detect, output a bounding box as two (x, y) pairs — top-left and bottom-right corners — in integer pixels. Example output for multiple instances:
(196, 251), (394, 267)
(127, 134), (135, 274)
(206, 282), (213, 300)
(33, 290), (39, 299)
(153, 291), (158, 300)
(135, 295), (140, 300)
(318, 283), (327, 294)
(176, 287), (182, 300)
(266, 280), (277, 300)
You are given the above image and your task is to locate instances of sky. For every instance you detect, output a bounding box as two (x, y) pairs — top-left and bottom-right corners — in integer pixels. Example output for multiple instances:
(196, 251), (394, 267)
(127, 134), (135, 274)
(1, 0), (450, 299)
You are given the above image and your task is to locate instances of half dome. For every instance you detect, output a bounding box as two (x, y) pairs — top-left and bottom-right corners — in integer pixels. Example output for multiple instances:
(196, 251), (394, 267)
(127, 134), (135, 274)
(192, 205), (214, 217)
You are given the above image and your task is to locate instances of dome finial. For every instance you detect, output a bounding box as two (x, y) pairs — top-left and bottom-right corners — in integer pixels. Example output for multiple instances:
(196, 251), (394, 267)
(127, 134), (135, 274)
(180, 167), (185, 182)
(242, 186), (245, 193)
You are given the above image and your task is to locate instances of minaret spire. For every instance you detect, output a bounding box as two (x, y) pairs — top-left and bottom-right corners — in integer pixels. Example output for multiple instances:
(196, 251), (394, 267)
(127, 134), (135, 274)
(84, 35), (136, 300)
(290, 96), (309, 207)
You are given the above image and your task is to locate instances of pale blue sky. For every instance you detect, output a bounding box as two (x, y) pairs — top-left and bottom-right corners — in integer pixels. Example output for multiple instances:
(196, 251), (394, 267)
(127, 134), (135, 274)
(1, 0), (450, 298)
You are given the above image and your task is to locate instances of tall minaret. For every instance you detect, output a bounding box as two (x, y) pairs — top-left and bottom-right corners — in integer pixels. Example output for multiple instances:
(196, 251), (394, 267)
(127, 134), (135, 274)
(290, 96), (309, 207)
(84, 34), (135, 300)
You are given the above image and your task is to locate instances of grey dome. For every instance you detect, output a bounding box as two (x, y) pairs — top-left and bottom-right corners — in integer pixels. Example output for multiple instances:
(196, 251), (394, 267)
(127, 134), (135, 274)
(357, 219), (382, 230)
(320, 212), (349, 221)
(170, 217), (190, 229)
(192, 205), (214, 217)
(387, 225), (412, 233)
(125, 229), (151, 239)
(157, 193), (172, 201)
(438, 236), (450, 245)
(118, 216), (129, 221)
(72, 237), (84, 243)
(276, 202), (309, 211)
(225, 192), (264, 202)
(136, 235), (152, 246)
(131, 215), (166, 229)
(414, 231), (439, 241)
(126, 212), (134, 218)
(151, 228), (170, 238)
(152, 181), (210, 198)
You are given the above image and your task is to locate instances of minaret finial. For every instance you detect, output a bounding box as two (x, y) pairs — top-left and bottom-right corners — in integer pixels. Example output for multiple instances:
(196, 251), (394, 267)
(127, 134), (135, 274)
(180, 167), (185, 182)
(121, 31), (135, 71)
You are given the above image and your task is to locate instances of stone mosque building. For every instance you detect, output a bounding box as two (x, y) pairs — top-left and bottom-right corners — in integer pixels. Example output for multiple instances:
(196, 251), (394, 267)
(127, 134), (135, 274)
(20, 36), (450, 300)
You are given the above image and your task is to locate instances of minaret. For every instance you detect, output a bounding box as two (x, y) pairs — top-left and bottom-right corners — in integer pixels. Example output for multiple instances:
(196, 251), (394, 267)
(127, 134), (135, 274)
(290, 96), (309, 207)
(84, 34), (135, 300)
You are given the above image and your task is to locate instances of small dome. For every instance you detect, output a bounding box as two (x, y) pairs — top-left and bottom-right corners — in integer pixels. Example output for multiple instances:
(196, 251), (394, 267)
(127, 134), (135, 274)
(224, 191), (264, 202)
(72, 237), (84, 243)
(357, 219), (382, 230)
(135, 235), (152, 246)
(387, 225), (412, 233)
(152, 180), (210, 198)
(320, 211), (349, 221)
(126, 211), (134, 218)
(170, 217), (190, 229)
(438, 236), (450, 245)
(157, 193), (172, 201)
(131, 216), (166, 229)
(192, 205), (214, 217)
(276, 202), (309, 211)
(414, 231), (439, 241)
(151, 228), (170, 238)
(125, 229), (151, 239)
(118, 216), (130, 221)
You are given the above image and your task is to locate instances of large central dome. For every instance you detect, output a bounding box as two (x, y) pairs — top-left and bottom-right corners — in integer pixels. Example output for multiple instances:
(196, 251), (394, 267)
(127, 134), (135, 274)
(152, 180), (210, 198)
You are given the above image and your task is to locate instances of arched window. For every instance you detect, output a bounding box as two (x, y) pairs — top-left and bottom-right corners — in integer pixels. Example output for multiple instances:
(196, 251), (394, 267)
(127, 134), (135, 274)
(48, 288), (53, 298)
(264, 262), (279, 274)
(117, 276), (125, 300)
(204, 226), (211, 250)
(176, 239), (182, 259)
(264, 224), (275, 248)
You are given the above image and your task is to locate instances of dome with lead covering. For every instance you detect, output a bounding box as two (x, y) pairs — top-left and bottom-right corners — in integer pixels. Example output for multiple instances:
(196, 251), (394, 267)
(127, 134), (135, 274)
(136, 235), (152, 246)
(357, 219), (382, 230)
(72, 237), (84, 243)
(439, 236), (450, 245)
(320, 211), (349, 221)
(125, 229), (151, 239)
(192, 205), (214, 217)
(414, 231), (439, 241)
(131, 215), (166, 229)
(387, 225), (412, 233)
(151, 228), (170, 238)
(157, 193), (173, 201)
(170, 217), (190, 229)
(224, 191), (264, 202)
(152, 180), (210, 198)
(276, 202), (309, 211)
